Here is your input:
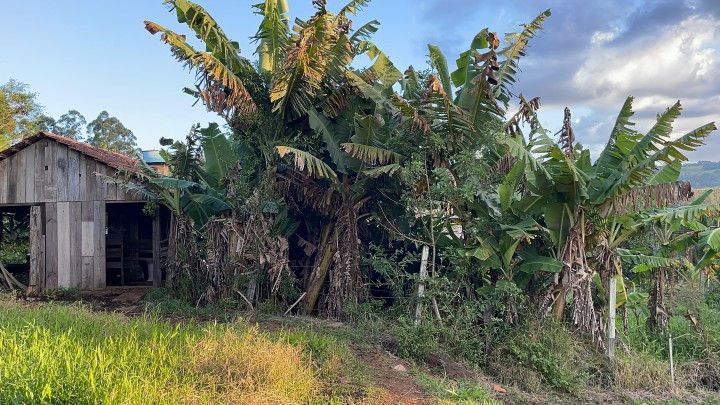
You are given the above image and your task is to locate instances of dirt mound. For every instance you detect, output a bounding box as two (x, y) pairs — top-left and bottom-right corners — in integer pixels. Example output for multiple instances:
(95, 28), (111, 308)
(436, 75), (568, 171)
(80, 287), (149, 315)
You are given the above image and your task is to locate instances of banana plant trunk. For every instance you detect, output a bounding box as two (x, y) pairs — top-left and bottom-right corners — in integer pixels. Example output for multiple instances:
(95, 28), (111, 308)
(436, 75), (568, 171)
(302, 195), (364, 317)
(648, 266), (669, 332)
(547, 209), (605, 347)
(327, 196), (363, 317)
(303, 224), (336, 314)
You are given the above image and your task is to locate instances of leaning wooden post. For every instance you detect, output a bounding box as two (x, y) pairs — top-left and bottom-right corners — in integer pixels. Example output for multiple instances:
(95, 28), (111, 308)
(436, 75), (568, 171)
(606, 276), (617, 360)
(414, 245), (430, 326)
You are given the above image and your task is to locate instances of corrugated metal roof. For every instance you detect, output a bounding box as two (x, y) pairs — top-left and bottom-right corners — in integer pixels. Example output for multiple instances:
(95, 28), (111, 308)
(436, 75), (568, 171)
(0, 132), (141, 172)
(142, 150), (166, 164)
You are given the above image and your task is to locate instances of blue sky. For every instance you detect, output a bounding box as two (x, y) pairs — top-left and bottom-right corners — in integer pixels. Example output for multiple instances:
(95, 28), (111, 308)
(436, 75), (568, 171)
(2, 0), (719, 160)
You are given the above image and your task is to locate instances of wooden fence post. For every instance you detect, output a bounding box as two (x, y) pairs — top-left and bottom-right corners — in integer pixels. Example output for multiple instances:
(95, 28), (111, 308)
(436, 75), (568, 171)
(607, 276), (617, 360)
(414, 245), (430, 326)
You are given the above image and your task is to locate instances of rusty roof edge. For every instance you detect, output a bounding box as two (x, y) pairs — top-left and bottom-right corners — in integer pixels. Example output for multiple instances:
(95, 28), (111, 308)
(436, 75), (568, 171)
(0, 132), (141, 173)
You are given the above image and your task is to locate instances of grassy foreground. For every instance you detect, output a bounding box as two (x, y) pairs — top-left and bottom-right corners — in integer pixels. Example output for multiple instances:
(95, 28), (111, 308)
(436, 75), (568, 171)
(0, 300), (356, 404)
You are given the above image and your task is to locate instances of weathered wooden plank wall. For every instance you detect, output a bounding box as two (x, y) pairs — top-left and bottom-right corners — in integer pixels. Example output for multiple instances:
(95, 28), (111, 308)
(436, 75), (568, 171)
(93, 201), (106, 288)
(45, 202), (58, 289)
(0, 159), (7, 204)
(56, 202), (71, 287)
(0, 140), (141, 205)
(24, 144), (36, 202)
(28, 205), (45, 292)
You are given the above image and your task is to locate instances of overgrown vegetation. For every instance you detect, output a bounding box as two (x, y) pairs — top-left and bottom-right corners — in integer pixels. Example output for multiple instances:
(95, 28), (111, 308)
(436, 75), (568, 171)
(2, 0), (720, 401)
(119, 0), (720, 399)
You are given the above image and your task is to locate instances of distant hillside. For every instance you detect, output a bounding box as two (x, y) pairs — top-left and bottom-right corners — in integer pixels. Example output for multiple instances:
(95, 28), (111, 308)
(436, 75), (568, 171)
(681, 161), (720, 188)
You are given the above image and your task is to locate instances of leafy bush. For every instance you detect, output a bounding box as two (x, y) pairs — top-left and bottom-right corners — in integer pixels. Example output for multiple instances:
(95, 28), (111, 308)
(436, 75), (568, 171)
(489, 319), (592, 393)
(390, 316), (442, 361)
(416, 373), (499, 404)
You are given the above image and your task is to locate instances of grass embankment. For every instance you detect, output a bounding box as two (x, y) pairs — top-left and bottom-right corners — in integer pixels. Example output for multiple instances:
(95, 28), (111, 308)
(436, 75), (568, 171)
(0, 300), (355, 404)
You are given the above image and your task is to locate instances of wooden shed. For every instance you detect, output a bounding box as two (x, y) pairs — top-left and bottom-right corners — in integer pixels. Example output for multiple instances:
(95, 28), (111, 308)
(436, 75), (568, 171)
(0, 132), (169, 292)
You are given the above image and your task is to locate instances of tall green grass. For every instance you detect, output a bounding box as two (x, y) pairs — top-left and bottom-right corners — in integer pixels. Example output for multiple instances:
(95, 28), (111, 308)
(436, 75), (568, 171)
(0, 301), (325, 404)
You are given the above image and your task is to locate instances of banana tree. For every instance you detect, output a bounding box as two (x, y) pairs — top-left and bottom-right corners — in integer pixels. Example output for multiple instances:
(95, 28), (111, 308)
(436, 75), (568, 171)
(146, 0), (405, 312)
(619, 190), (720, 331)
(504, 99), (716, 346)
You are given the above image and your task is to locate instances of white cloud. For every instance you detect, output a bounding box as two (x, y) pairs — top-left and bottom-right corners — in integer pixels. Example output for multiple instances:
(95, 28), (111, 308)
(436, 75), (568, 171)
(590, 28), (620, 45)
(573, 17), (720, 105)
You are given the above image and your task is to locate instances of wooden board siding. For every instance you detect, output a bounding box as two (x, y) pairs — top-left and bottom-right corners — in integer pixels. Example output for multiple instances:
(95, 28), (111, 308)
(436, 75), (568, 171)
(24, 143), (36, 203)
(93, 201), (106, 288)
(34, 141), (45, 203)
(0, 139), (141, 204)
(50, 200), (107, 290)
(0, 159), (7, 204)
(69, 202), (82, 288)
(8, 153), (26, 203)
(45, 202), (58, 289)
(67, 149), (80, 201)
(56, 202), (71, 287)
(43, 141), (57, 201)
(29, 205), (45, 291)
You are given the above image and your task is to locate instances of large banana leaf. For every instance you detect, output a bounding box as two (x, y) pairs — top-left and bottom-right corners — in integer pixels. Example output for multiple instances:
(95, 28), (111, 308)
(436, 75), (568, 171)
(498, 159), (525, 212)
(198, 123), (238, 188)
(254, 0), (290, 74)
(493, 9), (551, 104)
(517, 252), (562, 274)
(307, 107), (349, 173)
(357, 41), (402, 87)
(617, 248), (681, 272)
(451, 28), (489, 87)
(427, 44), (452, 97)
(181, 192), (233, 226)
(145, 21), (258, 117)
(276, 146), (338, 181)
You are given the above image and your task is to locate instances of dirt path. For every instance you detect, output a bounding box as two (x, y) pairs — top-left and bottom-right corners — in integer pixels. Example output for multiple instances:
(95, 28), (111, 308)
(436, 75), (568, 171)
(351, 344), (432, 404)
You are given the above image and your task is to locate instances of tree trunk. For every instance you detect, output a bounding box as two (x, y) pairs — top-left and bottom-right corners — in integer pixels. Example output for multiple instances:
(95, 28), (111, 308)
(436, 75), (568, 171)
(648, 267), (669, 332)
(546, 210), (604, 347)
(328, 198), (363, 317)
(303, 224), (335, 314)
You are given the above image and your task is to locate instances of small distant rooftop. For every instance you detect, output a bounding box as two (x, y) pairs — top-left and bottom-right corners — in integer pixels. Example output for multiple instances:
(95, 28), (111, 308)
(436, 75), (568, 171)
(142, 150), (166, 164)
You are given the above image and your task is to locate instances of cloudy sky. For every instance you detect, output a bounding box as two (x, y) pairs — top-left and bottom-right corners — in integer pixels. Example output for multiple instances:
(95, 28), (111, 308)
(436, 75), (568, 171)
(1, 0), (718, 160)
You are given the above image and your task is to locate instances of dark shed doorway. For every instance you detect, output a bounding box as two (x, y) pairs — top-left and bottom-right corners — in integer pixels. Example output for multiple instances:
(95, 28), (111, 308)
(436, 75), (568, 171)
(105, 203), (168, 286)
(0, 205), (31, 286)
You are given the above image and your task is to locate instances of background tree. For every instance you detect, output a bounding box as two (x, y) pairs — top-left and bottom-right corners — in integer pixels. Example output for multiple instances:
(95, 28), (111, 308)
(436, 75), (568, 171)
(34, 114), (58, 133)
(86, 111), (138, 156)
(0, 79), (46, 147)
(53, 110), (87, 139)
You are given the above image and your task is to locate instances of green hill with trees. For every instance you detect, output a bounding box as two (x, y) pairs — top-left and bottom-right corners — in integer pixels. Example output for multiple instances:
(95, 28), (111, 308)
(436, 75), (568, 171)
(681, 161), (720, 188)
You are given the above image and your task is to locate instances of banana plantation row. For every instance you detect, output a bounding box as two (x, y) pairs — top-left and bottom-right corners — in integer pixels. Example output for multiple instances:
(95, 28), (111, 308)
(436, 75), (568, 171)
(126, 0), (719, 351)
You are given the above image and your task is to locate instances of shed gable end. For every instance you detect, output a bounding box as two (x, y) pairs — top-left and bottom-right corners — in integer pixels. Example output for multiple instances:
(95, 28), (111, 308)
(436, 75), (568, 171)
(0, 139), (136, 204)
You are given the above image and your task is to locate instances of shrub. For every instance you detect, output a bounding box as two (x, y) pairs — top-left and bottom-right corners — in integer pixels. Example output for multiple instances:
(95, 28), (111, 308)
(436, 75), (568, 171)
(488, 319), (592, 393)
(390, 316), (442, 361)
(416, 373), (499, 405)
